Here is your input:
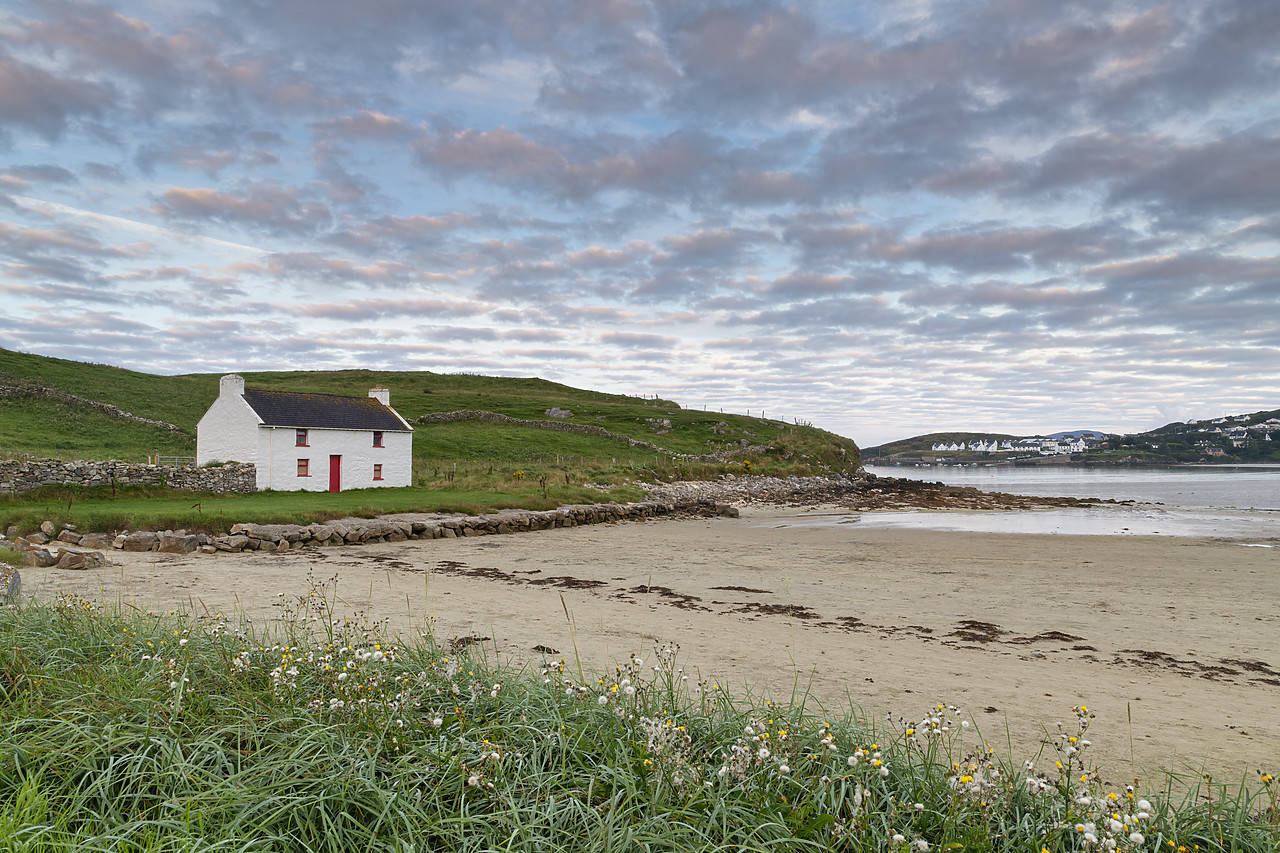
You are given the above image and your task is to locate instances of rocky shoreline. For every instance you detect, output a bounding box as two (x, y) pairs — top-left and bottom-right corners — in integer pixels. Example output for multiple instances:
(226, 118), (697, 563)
(642, 472), (1128, 511)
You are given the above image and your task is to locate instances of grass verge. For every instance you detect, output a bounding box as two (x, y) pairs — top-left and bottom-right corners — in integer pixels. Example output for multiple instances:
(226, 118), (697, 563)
(0, 479), (648, 537)
(1, 584), (1276, 852)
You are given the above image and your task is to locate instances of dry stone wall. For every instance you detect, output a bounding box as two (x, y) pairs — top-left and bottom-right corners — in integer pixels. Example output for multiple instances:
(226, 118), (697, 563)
(0, 385), (184, 432)
(2, 499), (737, 566)
(0, 458), (257, 494)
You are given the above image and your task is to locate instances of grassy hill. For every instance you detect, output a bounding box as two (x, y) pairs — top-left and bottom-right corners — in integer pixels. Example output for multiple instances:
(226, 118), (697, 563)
(863, 432), (1017, 460)
(0, 348), (859, 479)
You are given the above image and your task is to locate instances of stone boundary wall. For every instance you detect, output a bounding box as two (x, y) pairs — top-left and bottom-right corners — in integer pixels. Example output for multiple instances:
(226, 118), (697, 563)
(415, 410), (770, 460)
(0, 385), (185, 433)
(0, 458), (257, 494)
(7, 498), (738, 564)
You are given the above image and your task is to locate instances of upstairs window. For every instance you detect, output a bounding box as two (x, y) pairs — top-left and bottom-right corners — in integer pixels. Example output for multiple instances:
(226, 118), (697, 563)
(296, 429), (309, 446)
(373, 464), (383, 481)
(297, 459), (310, 477)
(373, 431), (384, 447)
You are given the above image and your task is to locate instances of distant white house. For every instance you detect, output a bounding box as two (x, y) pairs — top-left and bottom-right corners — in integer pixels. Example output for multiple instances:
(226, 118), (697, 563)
(196, 374), (413, 492)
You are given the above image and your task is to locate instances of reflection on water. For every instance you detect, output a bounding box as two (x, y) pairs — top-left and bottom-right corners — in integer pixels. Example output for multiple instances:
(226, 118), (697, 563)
(764, 506), (1280, 538)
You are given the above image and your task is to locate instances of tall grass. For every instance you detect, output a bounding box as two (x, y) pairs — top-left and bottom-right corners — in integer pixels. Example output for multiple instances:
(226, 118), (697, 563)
(1, 584), (1275, 852)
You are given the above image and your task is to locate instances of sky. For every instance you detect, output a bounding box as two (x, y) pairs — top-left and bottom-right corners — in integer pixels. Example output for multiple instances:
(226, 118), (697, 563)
(1, 0), (1278, 447)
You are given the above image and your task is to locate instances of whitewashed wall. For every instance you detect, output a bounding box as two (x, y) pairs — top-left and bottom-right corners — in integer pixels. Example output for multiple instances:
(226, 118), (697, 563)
(259, 426), (412, 491)
(196, 376), (262, 467)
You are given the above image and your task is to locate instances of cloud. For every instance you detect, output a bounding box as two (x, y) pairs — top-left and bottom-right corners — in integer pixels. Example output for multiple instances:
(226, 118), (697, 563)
(2, 164), (78, 185)
(0, 54), (113, 142)
(599, 331), (679, 349)
(148, 184), (332, 236)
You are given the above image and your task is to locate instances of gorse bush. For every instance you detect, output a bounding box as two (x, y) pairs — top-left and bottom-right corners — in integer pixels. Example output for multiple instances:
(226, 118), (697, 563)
(0, 582), (1276, 852)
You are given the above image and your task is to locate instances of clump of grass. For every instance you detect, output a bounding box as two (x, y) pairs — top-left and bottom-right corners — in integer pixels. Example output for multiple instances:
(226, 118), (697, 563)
(1, 584), (1275, 852)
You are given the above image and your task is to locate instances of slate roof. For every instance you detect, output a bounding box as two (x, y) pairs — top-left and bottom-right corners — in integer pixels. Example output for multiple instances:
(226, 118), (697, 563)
(241, 389), (410, 431)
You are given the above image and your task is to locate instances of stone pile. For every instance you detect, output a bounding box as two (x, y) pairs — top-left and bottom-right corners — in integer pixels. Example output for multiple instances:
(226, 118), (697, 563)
(644, 472), (1123, 511)
(5, 535), (108, 571)
(6, 498), (738, 562)
(205, 499), (736, 552)
(0, 458), (257, 494)
(643, 473), (866, 505)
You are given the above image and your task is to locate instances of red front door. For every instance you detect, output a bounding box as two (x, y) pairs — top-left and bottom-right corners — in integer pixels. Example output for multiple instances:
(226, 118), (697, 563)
(328, 455), (341, 492)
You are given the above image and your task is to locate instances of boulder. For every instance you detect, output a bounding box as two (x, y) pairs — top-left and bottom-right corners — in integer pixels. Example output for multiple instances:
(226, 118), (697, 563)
(213, 535), (250, 552)
(120, 531), (160, 552)
(78, 533), (114, 549)
(0, 563), (19, 600)
(545, 407), (573, 418)
(40, 520), (56, 536)
(21, 548), (57, 568)
(54, 548), (106, 570)
(26, 532), (49, 545)
(57, 530), (82, 544)
(158, 533), (201, 554)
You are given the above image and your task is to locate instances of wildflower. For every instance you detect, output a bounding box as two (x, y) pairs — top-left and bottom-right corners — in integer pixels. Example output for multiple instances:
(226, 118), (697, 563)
(916, 842), (930, 852)
(892, 834), (906, 844)
(598, 695), (609, 706)
(1130, 833), (1145, 844)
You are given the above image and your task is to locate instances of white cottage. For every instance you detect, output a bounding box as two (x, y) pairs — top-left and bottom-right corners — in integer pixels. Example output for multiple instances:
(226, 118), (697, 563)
(196, 374), (413, 492)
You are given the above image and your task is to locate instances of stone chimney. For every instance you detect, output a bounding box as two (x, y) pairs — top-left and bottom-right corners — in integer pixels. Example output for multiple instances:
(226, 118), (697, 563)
(369, 385), (390, 406)
(220, 374), (245, 397)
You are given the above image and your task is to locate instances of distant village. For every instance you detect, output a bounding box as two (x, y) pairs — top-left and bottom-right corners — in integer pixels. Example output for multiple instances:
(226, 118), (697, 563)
(1177, 415), (1280, 454)
(930, 414), (1280, 457)
(930, 436), (1100, 455)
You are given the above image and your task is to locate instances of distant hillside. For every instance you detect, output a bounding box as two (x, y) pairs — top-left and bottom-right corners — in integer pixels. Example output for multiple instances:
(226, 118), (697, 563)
(866, 410), (1280, 465)
(0, 348), (860, 476)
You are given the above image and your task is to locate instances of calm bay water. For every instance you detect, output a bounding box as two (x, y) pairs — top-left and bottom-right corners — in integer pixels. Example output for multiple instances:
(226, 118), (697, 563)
(819, 464), (1280, 538)
(865, 463), (1280, 511)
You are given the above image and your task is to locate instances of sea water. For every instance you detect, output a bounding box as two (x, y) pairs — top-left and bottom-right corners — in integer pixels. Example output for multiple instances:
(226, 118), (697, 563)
(816, 464), (1280, 539)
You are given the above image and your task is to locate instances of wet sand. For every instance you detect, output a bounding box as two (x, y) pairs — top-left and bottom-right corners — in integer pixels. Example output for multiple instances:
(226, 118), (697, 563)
(27, 505), (1280, 786)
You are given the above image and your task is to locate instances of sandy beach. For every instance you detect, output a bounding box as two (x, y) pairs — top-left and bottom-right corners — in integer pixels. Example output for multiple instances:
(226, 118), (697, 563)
(25, 504), (1280, 787)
